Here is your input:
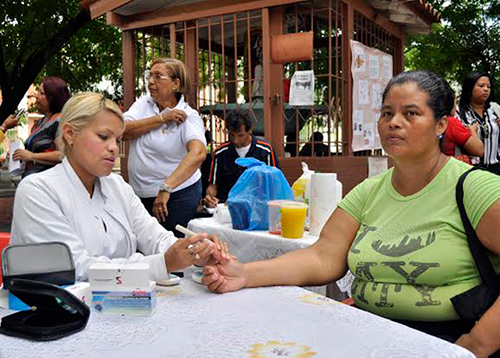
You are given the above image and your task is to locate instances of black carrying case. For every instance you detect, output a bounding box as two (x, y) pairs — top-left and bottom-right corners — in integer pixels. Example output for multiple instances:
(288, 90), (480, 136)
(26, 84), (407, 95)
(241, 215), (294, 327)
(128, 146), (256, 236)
(0, 242), (90, 341)
(0, 278), (90, 341)
(2, 242), (75, 290)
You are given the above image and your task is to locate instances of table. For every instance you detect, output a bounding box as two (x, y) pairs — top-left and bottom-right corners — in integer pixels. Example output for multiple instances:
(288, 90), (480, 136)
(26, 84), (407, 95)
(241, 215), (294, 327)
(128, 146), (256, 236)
(0, 275), (474, 358)
(188, 218), (354, 298)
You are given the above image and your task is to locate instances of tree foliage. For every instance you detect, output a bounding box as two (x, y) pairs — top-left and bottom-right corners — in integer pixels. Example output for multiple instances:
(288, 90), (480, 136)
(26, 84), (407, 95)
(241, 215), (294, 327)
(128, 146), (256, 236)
(0, 0), (122, 124)
(405, 0), (500, 97)
(43, 16), (122, 95)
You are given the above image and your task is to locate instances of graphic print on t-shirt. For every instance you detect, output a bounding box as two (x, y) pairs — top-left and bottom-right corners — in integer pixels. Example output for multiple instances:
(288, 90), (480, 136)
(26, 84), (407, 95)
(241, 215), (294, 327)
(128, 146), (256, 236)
(349, 221), (442, 312)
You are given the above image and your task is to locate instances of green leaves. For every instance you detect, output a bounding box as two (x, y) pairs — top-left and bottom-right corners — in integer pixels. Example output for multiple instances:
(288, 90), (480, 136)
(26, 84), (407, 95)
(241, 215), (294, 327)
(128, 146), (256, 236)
(0, 0), (122, 123)
(405, 0), (500, 97)
(41, 16), (122, 94)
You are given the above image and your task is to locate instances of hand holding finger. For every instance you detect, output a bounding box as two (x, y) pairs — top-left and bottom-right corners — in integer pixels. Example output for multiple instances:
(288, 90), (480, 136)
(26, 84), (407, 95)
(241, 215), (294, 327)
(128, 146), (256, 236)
(192, 239), (214, 257)
(192, 244), (215, 266)
(183, 233), (209, 247)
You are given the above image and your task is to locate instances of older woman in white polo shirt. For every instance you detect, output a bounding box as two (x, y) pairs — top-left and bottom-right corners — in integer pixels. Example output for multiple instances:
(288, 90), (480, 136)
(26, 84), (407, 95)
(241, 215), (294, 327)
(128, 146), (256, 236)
(123, 58), (206, 237)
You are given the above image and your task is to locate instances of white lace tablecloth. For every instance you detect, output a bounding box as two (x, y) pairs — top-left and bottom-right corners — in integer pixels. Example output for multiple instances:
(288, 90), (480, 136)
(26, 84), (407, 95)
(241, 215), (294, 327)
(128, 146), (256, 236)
(189, 218), (318, 263)
(0, 277), (474, 358)
(188, 218), (354, 298)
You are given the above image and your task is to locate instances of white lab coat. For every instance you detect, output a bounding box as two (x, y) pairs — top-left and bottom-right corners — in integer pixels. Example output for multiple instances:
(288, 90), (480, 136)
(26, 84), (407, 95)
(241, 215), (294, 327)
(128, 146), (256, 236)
(11, 158), (178, 281)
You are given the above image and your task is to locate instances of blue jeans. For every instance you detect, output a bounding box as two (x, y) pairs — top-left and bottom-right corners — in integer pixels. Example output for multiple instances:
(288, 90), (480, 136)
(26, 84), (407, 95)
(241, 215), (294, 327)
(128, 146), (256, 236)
(140, 179), (202, 237)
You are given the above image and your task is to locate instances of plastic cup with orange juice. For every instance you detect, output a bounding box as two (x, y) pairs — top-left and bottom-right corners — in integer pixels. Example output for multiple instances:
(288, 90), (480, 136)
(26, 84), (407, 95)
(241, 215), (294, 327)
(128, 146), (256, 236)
(281, 202), (308, 239)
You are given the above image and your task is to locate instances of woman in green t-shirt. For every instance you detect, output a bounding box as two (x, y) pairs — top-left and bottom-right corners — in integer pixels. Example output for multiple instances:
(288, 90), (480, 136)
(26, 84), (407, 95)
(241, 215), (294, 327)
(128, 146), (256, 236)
(201, 70), (500, 357)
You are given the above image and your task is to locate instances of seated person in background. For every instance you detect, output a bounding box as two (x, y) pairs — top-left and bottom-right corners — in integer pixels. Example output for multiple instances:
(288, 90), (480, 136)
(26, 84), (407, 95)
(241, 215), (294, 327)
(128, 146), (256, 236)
(10, 93), (228, 281)
(299, 132), (330, 157)
(441, 93), (484, 163)
(201, 71), (500, 357)
(203, 109), (279, 208)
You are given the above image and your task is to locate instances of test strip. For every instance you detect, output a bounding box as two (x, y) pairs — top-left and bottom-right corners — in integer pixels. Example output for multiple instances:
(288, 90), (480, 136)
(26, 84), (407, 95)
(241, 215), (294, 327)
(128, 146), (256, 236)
(175, 224), (197, 237)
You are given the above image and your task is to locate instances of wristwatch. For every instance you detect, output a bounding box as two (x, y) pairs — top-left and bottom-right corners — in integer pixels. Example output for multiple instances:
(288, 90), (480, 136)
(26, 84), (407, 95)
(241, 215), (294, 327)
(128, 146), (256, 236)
(159, 182), (173, 194)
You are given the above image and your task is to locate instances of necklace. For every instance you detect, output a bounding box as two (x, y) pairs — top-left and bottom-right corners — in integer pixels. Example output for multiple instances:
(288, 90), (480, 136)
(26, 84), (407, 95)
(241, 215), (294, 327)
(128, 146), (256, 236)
(469, 105), (490, 137)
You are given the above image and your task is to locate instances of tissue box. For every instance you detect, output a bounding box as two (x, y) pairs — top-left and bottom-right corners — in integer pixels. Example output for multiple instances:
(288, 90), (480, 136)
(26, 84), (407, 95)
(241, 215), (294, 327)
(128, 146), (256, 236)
(88, 263), (150, 290)
(91, 280), (156, 316)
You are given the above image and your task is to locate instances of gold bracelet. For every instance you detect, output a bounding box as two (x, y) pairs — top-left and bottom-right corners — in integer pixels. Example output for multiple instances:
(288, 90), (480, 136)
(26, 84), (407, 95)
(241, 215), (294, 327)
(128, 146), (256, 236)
(159, 113), (166, 124)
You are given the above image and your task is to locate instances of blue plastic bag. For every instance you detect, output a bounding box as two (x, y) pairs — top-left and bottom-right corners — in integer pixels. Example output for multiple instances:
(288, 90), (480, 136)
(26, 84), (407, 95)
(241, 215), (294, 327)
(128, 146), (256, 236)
(227, 158), (294, 230)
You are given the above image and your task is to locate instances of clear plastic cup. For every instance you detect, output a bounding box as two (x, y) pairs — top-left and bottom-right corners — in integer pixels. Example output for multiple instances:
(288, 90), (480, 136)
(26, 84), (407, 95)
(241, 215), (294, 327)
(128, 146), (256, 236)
(281, 202), (308, 239)
(268, 200), (293, 235)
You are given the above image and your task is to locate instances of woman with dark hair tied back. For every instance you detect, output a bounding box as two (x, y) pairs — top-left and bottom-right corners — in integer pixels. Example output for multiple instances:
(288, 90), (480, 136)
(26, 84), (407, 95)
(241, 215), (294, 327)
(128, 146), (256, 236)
(201, 70), (500, 357)
(3, 77), (70, 177)
(457, 72), (500, 174)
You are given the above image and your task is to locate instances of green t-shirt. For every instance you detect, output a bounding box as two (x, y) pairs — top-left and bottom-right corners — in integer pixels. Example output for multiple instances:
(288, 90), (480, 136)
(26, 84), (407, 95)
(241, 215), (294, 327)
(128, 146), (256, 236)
(338, 158), (500, 321)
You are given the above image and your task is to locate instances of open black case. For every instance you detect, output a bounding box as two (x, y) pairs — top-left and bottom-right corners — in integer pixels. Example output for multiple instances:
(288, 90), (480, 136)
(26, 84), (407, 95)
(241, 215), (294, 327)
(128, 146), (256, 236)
(0, 242), (90, 341)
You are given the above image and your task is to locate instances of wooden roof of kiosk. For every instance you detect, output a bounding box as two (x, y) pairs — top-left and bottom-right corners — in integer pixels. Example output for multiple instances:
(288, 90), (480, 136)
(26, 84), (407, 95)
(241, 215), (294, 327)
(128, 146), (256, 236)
(88, 0), (440, 192)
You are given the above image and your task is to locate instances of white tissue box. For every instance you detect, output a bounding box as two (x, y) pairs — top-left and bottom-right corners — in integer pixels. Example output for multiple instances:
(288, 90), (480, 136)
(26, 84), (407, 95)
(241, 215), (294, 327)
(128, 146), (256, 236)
(88, 263), (150, 290)
(91, 280), (156, 316)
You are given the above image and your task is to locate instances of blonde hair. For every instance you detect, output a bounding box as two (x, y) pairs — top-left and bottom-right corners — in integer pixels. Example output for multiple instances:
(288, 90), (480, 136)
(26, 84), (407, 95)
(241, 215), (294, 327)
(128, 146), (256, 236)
(151, 58), (191, 101)
(57, 92), (124, 156)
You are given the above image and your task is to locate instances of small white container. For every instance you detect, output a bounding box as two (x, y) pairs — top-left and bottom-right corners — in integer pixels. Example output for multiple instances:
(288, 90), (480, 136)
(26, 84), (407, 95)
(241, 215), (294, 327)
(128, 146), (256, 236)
(213, 203), (232, 224)
(267, 200), (293, 235)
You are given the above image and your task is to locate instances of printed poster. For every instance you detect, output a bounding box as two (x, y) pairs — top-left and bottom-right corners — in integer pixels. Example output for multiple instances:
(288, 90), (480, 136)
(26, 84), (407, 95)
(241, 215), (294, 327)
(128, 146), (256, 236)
(350, 40), (393, 152)
(289, 70), (315, 106)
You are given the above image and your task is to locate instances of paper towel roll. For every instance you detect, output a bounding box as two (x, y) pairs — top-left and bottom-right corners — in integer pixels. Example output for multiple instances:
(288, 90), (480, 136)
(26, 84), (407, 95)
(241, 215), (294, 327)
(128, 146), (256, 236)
(309, 173), (340, 236)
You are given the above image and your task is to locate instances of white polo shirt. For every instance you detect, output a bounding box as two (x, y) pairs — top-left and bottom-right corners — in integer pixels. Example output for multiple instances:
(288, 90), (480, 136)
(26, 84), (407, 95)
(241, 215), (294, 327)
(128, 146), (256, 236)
(124, 95), (206, 197)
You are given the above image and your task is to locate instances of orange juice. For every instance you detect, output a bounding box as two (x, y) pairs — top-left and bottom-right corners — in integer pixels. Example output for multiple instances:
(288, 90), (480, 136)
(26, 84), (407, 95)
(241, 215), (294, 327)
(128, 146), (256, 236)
(281, 202), (308, 239)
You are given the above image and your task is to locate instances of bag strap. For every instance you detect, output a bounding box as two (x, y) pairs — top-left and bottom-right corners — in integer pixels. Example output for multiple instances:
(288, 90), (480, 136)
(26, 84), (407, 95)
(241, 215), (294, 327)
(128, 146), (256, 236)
(456, 167), (500, 294)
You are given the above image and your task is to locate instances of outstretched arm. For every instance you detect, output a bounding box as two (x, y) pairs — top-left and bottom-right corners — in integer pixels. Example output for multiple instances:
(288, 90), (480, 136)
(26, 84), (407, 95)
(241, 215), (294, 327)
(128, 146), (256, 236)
(203, 207), (360, 292)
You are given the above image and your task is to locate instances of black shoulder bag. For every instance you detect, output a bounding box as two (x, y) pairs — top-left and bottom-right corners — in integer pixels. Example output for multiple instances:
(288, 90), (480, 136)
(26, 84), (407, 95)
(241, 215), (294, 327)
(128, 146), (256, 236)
(451, 167), (500, 325)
